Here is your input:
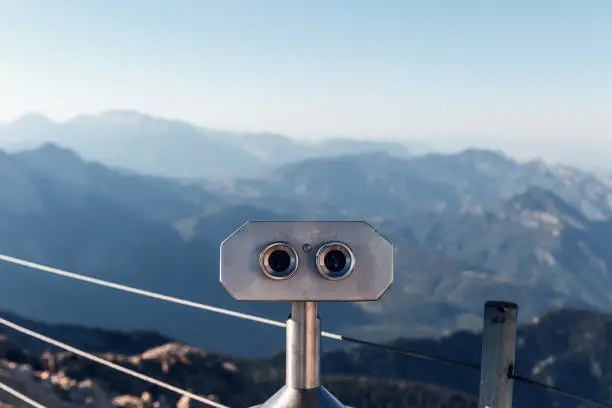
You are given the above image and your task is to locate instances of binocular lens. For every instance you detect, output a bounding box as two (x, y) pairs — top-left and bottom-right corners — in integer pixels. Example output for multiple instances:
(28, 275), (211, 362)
(324, 249), (347, 273)
(316, 242), (354, 280)
(260, 243), (298, 280)
(268, 249), (291, 273)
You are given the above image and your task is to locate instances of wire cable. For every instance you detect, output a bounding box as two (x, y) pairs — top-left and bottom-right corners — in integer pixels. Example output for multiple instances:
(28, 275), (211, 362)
(0, 316), (230, 408)
(0, 381), (47, 408)
(0, 254), (285, 329)
(0, 254), (478, 369)
(338, 335), (481, 370)
(511, 373), (612, 408)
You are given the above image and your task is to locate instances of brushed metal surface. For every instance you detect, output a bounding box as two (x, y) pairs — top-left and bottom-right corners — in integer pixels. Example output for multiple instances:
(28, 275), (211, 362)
(220, 221), (394, 301)
(251, 386), (347, 408)
(287, 302), (319, 389)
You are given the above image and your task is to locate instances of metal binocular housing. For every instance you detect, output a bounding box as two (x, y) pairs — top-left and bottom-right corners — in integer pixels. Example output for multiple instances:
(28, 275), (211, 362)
(219, 220), (394, 408)
(220, 221), (394, 302)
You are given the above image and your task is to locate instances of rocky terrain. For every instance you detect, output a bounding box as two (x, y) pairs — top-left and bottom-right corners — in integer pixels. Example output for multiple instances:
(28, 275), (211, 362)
(0, 307), (612, 407)
(0, 331), (476, 408)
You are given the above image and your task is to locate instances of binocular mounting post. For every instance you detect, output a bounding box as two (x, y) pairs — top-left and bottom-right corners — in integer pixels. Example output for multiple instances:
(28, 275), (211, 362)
(251, 301), (347, 408)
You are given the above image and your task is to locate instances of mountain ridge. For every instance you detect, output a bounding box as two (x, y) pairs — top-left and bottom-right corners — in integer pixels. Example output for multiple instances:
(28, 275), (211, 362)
(2, 144), (612, 354)
(224, 148), (612, 222)
(0, 111), (412, 180)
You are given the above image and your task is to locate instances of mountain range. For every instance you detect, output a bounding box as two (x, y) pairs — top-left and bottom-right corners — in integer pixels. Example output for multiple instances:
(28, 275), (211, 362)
(1, 111), (612, 405)
(0, 111), (412, 180)
(221, 147), (612, 220)
(1, 140), (612, 352)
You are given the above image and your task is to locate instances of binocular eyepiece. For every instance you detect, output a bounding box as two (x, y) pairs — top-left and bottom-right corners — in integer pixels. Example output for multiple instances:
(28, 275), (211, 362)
(259, 243), (299, 280)
(316, 241), (354, 280)
(259, 241), (354, 281)
(221, 221), (393, 302)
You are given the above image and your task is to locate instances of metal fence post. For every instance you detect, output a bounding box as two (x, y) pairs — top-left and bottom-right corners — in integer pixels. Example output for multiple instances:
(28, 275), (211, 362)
(478, 301), (518, 408)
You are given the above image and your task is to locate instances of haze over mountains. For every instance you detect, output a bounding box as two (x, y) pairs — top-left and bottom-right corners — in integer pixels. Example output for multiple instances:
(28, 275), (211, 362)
(1, 110), (612, 406)
(1, 111), (612, 356)
(0, 111), (413, 180)
(2, 111), (610, 176)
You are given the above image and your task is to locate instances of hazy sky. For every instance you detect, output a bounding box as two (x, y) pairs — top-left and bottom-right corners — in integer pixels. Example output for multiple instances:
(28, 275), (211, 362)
(1, 0), (610, 140)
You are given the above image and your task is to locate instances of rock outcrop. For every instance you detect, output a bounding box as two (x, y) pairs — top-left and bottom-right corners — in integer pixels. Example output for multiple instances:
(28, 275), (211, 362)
(0, 334), (476, 408)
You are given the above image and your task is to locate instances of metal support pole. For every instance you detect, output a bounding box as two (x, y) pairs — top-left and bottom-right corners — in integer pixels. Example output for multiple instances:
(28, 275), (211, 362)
(287, 301), (320, 389)
(253, 301), (345, 408)
(478, 301), (518, 408)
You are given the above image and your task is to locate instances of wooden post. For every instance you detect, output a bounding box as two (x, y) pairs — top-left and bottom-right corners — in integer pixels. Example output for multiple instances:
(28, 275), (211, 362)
(478, 301), (518, 408)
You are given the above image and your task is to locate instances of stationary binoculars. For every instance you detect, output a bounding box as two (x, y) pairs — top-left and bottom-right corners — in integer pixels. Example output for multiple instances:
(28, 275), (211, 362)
(259, 240), (354, 281)
(220, 221), (394, 408)
(220, 221), (394, 302)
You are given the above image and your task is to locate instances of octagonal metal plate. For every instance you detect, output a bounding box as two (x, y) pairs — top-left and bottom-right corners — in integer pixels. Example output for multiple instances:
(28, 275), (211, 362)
(220, 221), (394, 302)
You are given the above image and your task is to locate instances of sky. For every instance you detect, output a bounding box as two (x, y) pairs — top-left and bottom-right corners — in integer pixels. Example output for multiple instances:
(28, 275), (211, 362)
(0, 0), (611, 142)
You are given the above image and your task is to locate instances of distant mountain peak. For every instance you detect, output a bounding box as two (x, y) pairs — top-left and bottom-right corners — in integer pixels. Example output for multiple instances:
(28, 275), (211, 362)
(460, 147), (510, 158)
(76, 110), (154, 125)
(507, 187), (562, 209)
(12, 143), (88, 173)
(457, 147), (516, 167)
(501, 187), (588, 229)
(322, 138), (411, 157)
(12, 112), (54, 128)
(27, 142), (82, 159)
